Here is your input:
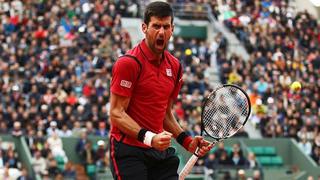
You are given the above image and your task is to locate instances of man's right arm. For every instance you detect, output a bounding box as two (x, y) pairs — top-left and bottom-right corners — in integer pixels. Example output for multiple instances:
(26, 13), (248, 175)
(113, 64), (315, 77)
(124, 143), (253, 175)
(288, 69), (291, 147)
(109, 92), (142, 139)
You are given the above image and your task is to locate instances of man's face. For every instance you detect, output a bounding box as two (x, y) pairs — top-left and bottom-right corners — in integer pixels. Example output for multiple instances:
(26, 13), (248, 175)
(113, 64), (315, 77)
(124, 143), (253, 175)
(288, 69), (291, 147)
(142, 16), (174, 55)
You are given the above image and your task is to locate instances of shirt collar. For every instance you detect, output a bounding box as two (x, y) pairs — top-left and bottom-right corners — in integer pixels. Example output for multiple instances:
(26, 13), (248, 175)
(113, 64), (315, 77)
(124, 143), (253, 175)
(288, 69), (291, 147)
(140, 39), (163, 62)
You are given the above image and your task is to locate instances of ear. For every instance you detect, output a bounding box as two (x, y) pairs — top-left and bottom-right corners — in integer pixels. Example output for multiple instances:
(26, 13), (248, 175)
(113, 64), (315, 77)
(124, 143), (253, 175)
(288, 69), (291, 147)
(171, 24), (175, 35)
(142, 23), (147, 34)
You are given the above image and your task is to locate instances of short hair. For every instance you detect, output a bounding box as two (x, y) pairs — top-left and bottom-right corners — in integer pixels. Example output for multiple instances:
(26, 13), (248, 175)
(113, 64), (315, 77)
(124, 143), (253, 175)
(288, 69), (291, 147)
(144, 1), (174, 25)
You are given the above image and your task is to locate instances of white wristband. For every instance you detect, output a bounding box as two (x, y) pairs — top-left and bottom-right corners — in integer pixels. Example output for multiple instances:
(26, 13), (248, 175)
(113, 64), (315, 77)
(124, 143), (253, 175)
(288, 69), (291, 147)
(143, 131), (156, 147)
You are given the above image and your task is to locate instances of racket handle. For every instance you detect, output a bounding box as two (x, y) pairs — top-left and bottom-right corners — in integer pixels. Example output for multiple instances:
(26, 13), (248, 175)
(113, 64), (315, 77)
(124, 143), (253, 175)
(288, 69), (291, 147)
(179, 154), (199, 180)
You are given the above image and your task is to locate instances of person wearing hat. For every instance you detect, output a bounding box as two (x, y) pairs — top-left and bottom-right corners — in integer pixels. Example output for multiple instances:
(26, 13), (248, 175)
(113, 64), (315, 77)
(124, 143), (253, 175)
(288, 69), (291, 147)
(46, 121), (61, 136)
(95, 140), (109, 170)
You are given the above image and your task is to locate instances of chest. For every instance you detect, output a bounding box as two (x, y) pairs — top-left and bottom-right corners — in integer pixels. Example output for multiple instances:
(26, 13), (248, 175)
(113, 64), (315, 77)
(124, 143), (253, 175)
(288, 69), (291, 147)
(134, 60), (175, 99)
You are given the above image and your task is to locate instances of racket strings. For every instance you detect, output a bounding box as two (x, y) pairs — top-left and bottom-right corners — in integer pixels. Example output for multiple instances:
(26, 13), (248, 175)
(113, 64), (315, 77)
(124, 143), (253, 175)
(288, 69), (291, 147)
(202, 86), (250, 139)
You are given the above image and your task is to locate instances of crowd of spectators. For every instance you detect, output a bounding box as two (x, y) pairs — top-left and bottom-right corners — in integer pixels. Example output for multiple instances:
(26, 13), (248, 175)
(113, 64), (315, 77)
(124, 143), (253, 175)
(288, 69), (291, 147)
(168, 0), (320, 178)
(216, 0), (320, 166)
(0, 138), (30, 179)
(0, 0), (138, 179)
(0, 0), (222, 179)
(205, 142), (261, 180)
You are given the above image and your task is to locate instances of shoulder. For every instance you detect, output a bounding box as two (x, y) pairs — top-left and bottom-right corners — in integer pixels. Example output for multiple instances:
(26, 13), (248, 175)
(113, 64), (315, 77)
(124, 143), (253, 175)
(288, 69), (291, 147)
(164, 51), (181, 68)
(114, 55), (141, 70)
(114, 44), (142, 69)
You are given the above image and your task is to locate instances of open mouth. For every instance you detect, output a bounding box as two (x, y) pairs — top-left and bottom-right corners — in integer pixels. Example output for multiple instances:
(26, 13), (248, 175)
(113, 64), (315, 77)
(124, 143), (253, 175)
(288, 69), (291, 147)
(156, 39), (164, 46)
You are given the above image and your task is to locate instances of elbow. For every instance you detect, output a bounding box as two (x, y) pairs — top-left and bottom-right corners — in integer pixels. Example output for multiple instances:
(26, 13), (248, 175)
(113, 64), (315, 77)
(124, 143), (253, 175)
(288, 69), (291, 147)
(109, 108), (123, 125)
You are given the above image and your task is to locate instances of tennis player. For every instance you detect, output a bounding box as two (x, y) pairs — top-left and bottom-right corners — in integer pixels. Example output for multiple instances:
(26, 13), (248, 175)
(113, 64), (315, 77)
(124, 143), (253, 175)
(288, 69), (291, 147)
(109, 1), (213, 179)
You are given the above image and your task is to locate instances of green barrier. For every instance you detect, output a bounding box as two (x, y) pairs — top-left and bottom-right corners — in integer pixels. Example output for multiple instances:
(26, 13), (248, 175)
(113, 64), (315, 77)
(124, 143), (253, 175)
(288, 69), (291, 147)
(61, 136), (108, 164)
(0, 135), (39, 180)
(174, 25), (207, 39)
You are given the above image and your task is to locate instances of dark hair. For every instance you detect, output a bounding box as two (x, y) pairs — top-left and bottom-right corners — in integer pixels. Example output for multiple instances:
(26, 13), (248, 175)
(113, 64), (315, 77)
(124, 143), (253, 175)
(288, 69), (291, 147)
(144, 1), (174, 25)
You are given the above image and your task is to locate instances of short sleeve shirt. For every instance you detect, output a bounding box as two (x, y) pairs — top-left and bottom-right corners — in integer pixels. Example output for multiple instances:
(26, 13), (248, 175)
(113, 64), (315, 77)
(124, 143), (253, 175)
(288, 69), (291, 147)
(110, 39), (183, 148)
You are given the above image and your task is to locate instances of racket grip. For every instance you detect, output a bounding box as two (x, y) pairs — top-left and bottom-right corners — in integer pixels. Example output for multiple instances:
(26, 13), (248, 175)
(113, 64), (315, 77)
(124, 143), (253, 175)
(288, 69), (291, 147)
(179, 154), (199, 180)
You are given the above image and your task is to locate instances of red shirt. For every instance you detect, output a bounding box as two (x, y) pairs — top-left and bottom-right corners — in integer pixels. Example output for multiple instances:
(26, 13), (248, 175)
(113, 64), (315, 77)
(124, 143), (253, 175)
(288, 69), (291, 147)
(110, 39), (183, 148)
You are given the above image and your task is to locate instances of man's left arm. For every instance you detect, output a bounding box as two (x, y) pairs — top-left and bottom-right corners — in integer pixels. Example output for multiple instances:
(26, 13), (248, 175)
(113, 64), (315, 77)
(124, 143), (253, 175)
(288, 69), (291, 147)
(164, 100), (213, 156)
(163, 100), (184, 138)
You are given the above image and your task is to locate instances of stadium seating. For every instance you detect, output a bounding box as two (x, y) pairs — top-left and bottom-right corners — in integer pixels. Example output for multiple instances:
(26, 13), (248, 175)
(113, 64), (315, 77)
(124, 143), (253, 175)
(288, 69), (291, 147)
(249, 146), (276, 156)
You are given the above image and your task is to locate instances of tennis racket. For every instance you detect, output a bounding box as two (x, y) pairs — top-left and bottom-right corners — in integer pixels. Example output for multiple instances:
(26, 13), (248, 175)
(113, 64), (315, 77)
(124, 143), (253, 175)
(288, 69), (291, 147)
(179, 84), (251, 180)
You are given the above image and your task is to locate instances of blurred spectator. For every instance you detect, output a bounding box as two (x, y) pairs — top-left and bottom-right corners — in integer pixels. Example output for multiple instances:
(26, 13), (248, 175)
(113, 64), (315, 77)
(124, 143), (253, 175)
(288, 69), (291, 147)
(72, 121), (83, 137)
(252, 169), (262, 180)
(229, 143), (246, 166)
(41, 142), (51, 159)
(218, 151), (232, 166)
(237, 169), (246, 180)
(25, 129), (36, 150)
(84, 121), (96, 136)
(11, 121), (23, 137)
(62, 162), (76, 179)
(298, 137), (313, 156)
(95, 140), (109, 171)
(204, 153), (218, 170)
(32, 150), (47, 176)
(46, 121), (61, 137)
(17, 167), (32, 180)
(59, 124), (72, 137)
(214, 142), (228, 159)
(311, 146), (320, 165)
(46, 132), (67, 163)
(95, 121), (108, 137)
(79, 140), (95, 171)
(75, 131), (88, 156)
(46, 152), (60, 178)
(4, 149), (19, 169)
(245, 152), (258, 169)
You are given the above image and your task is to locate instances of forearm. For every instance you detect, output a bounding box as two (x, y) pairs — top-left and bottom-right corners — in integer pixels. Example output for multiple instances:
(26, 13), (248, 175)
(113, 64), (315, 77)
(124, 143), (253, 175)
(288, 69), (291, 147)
(110, 109), (141, 139)
(163, 100), (196, 151)
(110, 93), (142, 139)
(164, 109), (184, 138)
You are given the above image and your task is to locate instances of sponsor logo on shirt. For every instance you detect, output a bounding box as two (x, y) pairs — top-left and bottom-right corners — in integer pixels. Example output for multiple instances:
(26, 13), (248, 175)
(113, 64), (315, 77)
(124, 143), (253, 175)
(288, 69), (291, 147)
(166, 68), (172, 77)
(120, 80), (132, 88)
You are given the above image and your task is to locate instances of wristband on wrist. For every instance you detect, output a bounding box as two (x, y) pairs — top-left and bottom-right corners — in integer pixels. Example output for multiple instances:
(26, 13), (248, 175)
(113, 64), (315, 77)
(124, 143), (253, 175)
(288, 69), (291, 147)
(137, 128), (147, 143)
(177, 132), (193, 150)
(143, 131), (156, 147)
(182, 136), (193, 150)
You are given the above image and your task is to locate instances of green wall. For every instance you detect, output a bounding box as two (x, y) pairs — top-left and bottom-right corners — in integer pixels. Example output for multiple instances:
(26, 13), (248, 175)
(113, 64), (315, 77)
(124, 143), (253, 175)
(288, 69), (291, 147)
(61, 136), (108, 164)
(174, 25), (207, 39)
(0, 135), (37, 179)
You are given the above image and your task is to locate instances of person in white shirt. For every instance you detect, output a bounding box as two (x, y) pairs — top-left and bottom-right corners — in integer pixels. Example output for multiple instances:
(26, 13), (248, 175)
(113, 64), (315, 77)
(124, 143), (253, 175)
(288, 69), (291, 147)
(298, 137), (312, 156)
(32, 150), (47, 176)
(47, 132), (68, 162)
(58, 124), (72, 137)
